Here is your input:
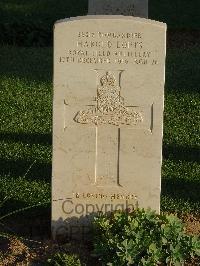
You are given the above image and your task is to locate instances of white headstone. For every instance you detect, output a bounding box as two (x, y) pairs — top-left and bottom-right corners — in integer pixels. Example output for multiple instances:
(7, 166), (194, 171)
(88, 0), (148, 18)
(52, 16), (166, 240)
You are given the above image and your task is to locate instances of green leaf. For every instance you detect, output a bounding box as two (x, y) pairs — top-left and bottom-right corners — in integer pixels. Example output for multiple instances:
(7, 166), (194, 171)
(149, 243), (157, 253)
(93, 209), (200, 266)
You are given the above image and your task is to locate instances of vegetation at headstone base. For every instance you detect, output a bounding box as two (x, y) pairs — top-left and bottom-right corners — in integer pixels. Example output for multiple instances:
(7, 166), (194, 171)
(0, 0), (200, 46)
(46, 252), (83, 266)
(93, 209), (200, 266)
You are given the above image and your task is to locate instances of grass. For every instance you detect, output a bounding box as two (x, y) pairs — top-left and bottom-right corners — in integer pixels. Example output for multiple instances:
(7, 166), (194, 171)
(0, 0), (88, 24)
(162, 47), (200, 214)
(0, 47), (52, 217)
(0, 0), (199, 29)
(162, 48), (200, 214)
(149, 0), (200, 29)
(0, 1), (200, 46)
(0, 45), (199, 234)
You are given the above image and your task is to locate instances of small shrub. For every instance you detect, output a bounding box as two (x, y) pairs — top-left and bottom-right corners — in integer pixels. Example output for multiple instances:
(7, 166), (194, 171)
(46, 252), (82, 266)
(93, 209), (200, 266)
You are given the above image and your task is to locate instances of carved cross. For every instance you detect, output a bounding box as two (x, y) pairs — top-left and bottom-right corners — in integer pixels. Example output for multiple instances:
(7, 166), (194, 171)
(70, 70), (144, 187)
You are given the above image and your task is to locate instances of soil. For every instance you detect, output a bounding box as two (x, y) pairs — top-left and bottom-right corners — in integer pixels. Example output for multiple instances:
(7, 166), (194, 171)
(182, 214), (200, 236)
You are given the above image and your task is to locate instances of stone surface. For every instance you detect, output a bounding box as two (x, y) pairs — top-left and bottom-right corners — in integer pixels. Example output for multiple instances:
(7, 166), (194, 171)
(88, 0), (148, 18)
(52, 16), (166, 240)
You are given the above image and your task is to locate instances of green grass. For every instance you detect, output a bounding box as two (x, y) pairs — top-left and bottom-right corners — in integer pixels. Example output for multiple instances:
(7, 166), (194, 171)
(0, 0), (88, 46)
(0, 0), (88, 24)
(149, 0), (200, 29)
(0, 0), (199, 29)
(0, 47), (52, 218)
(0, 0), (200, 46)
(162, 47), (200, 214)
(0, 45), (199, 225)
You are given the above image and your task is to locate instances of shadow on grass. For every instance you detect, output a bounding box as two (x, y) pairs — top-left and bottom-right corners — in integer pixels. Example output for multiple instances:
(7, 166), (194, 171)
(163, 144), (200, 163)
(0, 0), (88, 46)
(162, 178), (200, 205)
(162, 144), (200, 209)
(165, 47), (200, 93)
(0, 132), (52, 146)
(0, 198), (51, 239)
(0, 131), (52, 180)
(0, 158), (51, 181)
(0, 46), (52, 83)
(0, 0), (88, 25)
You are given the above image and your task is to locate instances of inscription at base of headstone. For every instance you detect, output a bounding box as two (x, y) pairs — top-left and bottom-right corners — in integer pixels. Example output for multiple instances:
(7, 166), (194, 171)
(52, 16), (166, 240)
(88, 0), (148, 18)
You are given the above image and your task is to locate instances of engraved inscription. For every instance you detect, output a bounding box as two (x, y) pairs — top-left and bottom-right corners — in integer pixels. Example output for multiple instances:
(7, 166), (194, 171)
(74, 72), (143, 126)
(74, 192), (138, 201)
(59, 31), (159, 66)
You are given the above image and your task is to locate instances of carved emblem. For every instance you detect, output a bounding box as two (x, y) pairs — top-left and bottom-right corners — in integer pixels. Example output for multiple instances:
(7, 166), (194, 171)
(74, 72), (143, 126)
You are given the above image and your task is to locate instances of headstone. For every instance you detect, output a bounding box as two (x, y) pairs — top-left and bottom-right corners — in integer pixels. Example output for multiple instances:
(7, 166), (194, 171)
(52, 16), (166, 240)
(88, 0), (148, 18)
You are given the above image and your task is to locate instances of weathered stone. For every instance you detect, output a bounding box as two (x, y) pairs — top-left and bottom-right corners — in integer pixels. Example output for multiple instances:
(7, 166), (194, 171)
(88, 0), (148, 18)
(52, 16), (166, 240)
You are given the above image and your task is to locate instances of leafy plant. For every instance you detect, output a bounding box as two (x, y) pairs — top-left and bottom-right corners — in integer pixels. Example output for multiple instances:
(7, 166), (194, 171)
(93, 209), (200, 266)
(46, 252), (82, 266)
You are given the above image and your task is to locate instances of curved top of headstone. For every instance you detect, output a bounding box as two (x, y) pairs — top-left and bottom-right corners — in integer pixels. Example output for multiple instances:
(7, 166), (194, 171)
(55, 15), (166, 29)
